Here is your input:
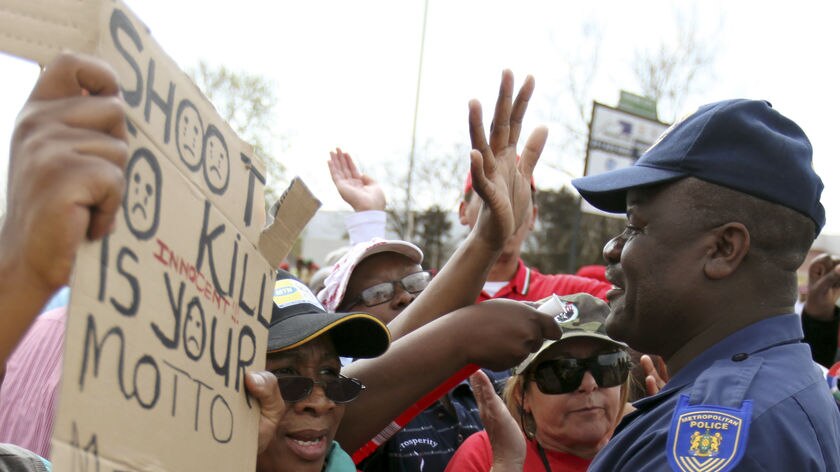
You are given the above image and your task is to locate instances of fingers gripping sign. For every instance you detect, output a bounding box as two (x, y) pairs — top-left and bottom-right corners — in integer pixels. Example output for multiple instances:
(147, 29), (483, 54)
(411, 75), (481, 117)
(0, 51), (129, 385)
(28, 52), (125, 102)
(467, 70), (547, 249)
(3, 52), (128, 295)
(245, 371), (287, 456)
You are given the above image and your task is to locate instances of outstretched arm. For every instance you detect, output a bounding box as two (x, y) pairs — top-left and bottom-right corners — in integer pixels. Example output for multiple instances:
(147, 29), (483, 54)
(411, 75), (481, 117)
(339, 298), (561, 452)
(470, 370), (526, 472)
(327, 147), (386, 211)
(0, 52), (127, 370)
(327, 147), (388, 243)
(387, 70), (548, 339)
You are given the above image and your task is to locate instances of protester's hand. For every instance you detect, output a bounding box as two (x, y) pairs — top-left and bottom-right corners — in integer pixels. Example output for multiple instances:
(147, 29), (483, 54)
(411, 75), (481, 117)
(245, 371), (286, 455)
(454, 299), (561, 371)
(1, 52), (127, 298)
(327, 147), (386, 212)
(469, 370), (525, 472)
(467, 70), (547, 249)
(640, 354), (668, 396)
(804, 253), (840, 321)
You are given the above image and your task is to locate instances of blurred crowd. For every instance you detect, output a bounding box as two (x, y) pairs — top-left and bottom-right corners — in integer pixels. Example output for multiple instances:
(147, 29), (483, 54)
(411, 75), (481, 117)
(0, 52), (837, 471)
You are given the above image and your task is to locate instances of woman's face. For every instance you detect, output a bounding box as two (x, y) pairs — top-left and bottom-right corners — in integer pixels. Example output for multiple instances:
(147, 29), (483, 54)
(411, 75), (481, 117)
(522, 337), (624, 458)
(262, 336), (345, 472)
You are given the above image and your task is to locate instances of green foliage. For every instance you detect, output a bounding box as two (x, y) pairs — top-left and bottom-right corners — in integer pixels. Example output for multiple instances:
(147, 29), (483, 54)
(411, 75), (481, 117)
(413, 205), (454, 270)
(522, 187), (625, 274)
(383, 140), (468, 241)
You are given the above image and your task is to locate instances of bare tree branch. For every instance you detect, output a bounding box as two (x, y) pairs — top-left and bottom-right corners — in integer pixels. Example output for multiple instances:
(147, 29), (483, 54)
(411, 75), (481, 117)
(189, 61), (286, 208)
(632, 7), (720, 120)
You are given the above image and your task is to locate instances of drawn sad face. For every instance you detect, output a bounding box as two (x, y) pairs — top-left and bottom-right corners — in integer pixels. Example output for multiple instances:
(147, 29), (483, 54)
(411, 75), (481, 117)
(202, 125), (230, 194)
(123, 149), (162, 240)
(175, 100), (204, 171)
(183, 300), (207, 361)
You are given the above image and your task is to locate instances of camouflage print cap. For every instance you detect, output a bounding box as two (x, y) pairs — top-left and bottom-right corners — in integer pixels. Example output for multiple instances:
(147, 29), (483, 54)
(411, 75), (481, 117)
(512, 293), (627, 375)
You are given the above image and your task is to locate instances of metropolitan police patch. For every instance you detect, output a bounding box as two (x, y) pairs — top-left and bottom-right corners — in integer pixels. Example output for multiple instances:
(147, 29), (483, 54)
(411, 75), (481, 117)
(666, 395), (752, 472)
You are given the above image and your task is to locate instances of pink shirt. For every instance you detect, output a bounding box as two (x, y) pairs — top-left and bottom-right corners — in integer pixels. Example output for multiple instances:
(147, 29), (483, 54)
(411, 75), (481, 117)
(0, 307), (66, 458)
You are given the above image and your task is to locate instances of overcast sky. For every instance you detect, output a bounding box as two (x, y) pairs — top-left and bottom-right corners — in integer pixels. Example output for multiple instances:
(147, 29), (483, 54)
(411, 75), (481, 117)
(1, 0), (839, 232)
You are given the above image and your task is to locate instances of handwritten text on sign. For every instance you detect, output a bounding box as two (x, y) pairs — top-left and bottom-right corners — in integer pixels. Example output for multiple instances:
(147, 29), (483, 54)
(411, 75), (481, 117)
(14, 2), (277, 471)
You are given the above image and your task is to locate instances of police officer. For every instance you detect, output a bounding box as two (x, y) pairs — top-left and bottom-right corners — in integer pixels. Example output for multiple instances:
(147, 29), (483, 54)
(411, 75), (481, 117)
(572, 99), (840, 470)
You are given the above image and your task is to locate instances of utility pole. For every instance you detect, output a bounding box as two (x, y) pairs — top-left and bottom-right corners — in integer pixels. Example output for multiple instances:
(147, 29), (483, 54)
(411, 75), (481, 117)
(405, 0), (429, 241)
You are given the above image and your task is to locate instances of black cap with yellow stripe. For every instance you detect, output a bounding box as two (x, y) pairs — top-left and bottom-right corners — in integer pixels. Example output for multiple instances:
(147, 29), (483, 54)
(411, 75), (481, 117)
(268, 270), (390, 358)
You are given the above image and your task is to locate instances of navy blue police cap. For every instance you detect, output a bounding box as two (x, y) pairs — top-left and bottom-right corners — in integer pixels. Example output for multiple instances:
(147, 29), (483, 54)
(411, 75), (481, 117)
(572, 99), (825, 235)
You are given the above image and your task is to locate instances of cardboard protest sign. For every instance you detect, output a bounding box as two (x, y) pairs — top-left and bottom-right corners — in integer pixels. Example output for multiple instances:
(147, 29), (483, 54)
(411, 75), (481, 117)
(0, 1), (321, 470)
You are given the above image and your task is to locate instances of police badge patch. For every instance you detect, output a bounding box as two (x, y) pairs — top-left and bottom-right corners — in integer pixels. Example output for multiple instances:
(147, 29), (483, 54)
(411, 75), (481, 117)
(666, 395), (752, 472)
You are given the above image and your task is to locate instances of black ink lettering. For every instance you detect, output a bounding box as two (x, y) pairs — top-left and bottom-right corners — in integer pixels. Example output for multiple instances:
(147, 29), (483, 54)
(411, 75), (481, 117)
(237, 253), (255, 318)
(163, 360), (217, 438)
(175, 100), (204, 171)
(235, 325), (256, 393)
(132, 355), (161, 409)
(256, 271), (271, 329)
(240, 152), (265, 227)
(111, 246), (140, 316)
(195, 200), (228, 296)
(97, 235), (110, 303)
(79, 314), (125, 391)
(201, 124), (230, 195)
(210, 394), (233, 444)
(228, 233), (240, 300)
(193, 379), (209, 433)
(170, 367), (178, 417)
(183, 298), (207, 361)
(70, 421), (100, 472)
(126, 117), (138, 137)
(109, 8), (143, 107)
(238, 260), (273, 329)
(153, 273), (183, 349)
(144, 58), (175, 144)
(209, 317), (232, 387)
(123, 148), (162, 240)
(79, 315), (154, 408)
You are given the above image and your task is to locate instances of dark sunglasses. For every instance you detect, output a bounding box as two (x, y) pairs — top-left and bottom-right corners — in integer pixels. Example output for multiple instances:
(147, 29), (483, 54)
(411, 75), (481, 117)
(531, 350), (631, 395)
(342, 271), (432, 308)
(274, 374), (365, 404)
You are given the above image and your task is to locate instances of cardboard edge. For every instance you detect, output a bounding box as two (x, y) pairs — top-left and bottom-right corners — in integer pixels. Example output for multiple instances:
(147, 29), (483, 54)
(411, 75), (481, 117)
(259, 177), (321, 268)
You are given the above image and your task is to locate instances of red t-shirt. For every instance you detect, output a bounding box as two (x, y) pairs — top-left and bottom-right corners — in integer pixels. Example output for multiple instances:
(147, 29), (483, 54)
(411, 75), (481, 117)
(476, 260), (611, 303)
(445, 430), (592, 472)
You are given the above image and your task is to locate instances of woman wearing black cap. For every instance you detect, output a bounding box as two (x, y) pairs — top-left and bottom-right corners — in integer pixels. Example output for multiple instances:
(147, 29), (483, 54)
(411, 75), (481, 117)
(256, 272), (390, 472)
(446, 294), (632, 472)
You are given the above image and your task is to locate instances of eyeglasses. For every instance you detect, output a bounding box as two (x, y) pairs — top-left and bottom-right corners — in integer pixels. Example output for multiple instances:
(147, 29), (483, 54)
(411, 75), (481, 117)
(531, 351), (631, 395)
(342, 271), (432, 308)
(274, 374), (365, 404)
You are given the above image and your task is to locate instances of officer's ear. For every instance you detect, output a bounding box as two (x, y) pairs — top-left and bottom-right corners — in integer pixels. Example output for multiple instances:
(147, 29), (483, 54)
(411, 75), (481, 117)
(458, 190), (473, 226)
(703, 222), (750, 280)
(458, 199), (469, 225)
(529, 203), (538, 231)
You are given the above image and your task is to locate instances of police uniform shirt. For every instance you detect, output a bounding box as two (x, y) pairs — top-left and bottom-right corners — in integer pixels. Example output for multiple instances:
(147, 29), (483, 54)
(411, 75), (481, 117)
(590, 314), (840, 471)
